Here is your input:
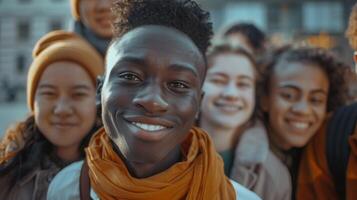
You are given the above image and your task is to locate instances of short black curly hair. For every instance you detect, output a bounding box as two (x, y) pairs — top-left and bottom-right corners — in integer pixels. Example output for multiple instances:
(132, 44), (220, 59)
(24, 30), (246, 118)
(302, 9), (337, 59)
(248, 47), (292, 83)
(111, 0), (213, 55)
(260, 46), (351, 112)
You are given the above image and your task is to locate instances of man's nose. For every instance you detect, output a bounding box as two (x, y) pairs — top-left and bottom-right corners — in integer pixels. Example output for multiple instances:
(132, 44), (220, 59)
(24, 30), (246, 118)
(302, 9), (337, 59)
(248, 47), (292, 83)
(133, 84), (169, 114)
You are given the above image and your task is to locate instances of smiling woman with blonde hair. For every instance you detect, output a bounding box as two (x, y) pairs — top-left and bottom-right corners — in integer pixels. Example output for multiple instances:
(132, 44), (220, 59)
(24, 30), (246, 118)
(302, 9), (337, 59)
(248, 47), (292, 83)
(198, 42), (292, 200)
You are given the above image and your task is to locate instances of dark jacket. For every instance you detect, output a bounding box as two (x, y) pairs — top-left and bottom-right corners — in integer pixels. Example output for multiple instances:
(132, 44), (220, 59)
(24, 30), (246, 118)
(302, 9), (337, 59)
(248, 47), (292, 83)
(0, 156), (64, 200)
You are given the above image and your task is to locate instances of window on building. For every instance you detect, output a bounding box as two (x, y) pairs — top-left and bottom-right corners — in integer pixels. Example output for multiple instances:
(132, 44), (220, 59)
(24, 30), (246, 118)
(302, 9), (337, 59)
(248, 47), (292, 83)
(49, 20), (63, 31)
(17, 21), (30, 41)
(16, 55), (26, 74)
(302, 2), (343, 33)
(223, 2), (267, 31)
(267, 3), (302, 33)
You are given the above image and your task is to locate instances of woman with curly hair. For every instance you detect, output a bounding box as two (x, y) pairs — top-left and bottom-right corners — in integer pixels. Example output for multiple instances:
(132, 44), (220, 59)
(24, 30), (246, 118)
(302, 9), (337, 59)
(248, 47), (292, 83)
(260, 46), (351, 199)
(199, 42), (292, 200)
(296, 3), (357, 200)
(0, 31), (103, 200)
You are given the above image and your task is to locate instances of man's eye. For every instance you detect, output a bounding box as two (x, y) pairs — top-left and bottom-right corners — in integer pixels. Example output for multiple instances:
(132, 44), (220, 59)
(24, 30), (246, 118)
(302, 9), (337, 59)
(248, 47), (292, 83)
(168, 81), (189, 89)
(118, 72), (141, 82)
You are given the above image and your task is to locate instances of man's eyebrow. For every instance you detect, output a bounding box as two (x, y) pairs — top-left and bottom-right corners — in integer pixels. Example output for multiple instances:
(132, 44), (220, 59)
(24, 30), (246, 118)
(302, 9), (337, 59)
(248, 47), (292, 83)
(110, 55), (147, 74)
(169, 63), (198, 77)
(117, 55), (147, 66)
(114, 55), (199, 77)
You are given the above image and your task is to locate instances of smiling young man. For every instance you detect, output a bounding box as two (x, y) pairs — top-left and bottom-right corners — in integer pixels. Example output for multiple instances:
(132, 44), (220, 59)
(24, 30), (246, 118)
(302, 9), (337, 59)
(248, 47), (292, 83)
(47, 0), (261, 199)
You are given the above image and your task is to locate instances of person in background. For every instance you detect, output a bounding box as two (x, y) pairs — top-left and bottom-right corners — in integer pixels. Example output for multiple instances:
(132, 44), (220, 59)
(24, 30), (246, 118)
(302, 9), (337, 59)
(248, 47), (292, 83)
(296, 3), (357, 200)
(70, 0), (113, 57)
(199, 41), (291, 200)
(346, 2), (357, 75)
(47, 1), (261, 199)
(260, 46), (351, 199)
(346, 3), (357, 102)
(221, 23), (267, 57)
(0, 31), (103, 200)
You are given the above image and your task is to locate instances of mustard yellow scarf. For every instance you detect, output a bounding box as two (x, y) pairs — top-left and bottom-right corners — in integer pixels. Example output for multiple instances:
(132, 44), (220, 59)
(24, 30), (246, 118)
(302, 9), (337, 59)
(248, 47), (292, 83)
(86, 127), (236, 200)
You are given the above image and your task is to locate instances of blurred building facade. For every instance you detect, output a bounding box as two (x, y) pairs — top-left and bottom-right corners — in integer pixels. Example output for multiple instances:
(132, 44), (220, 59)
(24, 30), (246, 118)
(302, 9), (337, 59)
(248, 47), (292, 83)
(0, 0), (71, 102)
(0, 0), (355, 102)
(197, 0), (355, 63)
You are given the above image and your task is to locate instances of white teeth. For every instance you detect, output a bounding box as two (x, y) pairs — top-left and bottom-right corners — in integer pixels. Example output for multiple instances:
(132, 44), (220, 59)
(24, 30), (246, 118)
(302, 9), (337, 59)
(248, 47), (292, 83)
(224, 105), (239, 110)
(132, 122), (167, 132)
(290, 121), (309, 129)
(218, 104), (242, 112)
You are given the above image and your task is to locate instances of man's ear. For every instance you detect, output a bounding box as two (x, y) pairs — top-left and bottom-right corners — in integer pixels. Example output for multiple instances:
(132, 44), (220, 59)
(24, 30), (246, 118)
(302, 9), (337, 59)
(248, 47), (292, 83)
(96, 75), (104, 107)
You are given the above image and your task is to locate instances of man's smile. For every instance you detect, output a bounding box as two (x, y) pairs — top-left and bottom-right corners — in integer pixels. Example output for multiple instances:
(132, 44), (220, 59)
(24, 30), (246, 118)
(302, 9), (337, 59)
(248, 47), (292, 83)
(121, 114), (175, 142)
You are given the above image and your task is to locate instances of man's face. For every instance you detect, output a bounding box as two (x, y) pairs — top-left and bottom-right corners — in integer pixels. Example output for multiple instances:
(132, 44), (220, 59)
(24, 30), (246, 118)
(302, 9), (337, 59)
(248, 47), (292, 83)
(102, 25), (205, 164)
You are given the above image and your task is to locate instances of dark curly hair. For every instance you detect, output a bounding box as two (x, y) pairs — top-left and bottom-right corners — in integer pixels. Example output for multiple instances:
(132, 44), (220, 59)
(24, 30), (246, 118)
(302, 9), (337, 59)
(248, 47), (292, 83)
(223, 23), (266, 54)
(112, 0), (213, 55)
(260, 46), (351, 112)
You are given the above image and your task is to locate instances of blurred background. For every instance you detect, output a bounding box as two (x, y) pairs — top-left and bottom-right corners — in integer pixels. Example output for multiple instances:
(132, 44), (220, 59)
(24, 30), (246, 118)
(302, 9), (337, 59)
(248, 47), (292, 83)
(0, 0), (355, 134)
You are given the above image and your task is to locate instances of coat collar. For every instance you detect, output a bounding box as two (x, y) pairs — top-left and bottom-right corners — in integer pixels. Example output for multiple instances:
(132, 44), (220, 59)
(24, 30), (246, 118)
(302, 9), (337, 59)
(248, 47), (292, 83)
(234, 120), (269, 166)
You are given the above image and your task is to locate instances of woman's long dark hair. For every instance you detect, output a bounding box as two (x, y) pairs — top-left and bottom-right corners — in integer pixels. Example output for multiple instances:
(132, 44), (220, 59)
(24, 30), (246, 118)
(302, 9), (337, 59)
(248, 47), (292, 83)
(0, 113), (101, 188)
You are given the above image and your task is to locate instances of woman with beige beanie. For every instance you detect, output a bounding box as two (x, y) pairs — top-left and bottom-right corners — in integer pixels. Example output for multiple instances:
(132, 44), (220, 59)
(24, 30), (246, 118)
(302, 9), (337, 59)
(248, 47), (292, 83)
(0, 30), (104, 200)
(70, 0), (113, 56)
